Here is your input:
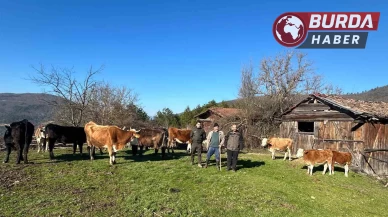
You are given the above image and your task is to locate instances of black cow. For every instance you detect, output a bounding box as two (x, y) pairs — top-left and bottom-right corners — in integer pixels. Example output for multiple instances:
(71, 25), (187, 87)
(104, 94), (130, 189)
(45, 123), (87, 159)
(3, 119), (34, 164)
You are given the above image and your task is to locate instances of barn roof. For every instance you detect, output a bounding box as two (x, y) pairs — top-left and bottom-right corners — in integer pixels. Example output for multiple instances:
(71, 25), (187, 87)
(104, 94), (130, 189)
(194, 107), (242, 118)
(282, 93), (388, 122)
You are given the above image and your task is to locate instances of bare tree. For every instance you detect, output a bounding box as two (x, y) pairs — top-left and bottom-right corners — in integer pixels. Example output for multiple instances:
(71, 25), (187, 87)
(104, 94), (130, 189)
(88, 82), (140, 127)
(29, 64), (103, 127)
(237, 50), (342, 149)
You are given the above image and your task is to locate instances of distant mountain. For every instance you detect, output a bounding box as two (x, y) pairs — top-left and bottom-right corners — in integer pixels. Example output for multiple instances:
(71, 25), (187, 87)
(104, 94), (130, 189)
(0, 93), (59, 126)
(342, 85), (388, 102)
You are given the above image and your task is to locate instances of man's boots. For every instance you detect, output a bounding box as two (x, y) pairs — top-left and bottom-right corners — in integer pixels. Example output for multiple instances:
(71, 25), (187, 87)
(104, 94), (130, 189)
(216, 160), (220, 170)
(204, 159), (209, 168)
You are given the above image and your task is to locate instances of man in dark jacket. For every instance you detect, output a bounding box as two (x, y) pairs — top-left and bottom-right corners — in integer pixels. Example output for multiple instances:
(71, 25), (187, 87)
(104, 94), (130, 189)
(190, 121), (207, 168)
(224, 124), (244, 172)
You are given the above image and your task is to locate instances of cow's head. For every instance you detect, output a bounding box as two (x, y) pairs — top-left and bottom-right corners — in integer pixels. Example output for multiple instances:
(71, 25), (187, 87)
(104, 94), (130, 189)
(296, 148), (304, 158)
(132, 132), (141, 139)
(261, 138), (268, 147)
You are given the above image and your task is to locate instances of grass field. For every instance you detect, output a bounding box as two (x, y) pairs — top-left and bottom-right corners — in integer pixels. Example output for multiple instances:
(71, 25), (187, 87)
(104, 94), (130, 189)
(0, 147), (387, 217)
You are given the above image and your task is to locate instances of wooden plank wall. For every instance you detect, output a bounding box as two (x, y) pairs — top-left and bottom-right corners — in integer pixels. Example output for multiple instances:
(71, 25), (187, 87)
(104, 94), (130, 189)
(280, 120), (388, 175)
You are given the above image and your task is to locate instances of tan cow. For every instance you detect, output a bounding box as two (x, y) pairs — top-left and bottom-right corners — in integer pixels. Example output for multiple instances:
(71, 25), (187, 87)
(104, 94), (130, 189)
(84, 121), (140, 165)
(261, 137), (293, 161)
(331, 151), (352, 177)
(167, 127), (192, 153)
(296, 148), (333, 176)
(34, 126), (47, 153)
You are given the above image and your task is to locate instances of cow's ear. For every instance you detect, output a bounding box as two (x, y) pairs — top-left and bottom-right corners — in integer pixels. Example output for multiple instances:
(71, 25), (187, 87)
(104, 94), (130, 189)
(5, 125), (11, 131)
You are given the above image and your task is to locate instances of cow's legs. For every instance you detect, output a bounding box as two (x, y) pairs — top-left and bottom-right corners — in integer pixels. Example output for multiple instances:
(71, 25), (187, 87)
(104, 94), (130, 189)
(323, 163), (328, 175)
(16, 144), (22, 164)
(187, 143), (191, 154)
(154, 148), (159, 155)
(23, 143), (29, 164)
(72, 143), (77, 155)
(112, 145), (117, 164)
(309, 165), (314, 175)
(107, 146), (114, 165)
(283, 151), (287, 161)
(161, 147), (166, 158)
(37, 139), (41, 153)
(139, 145), (144, 156)
(48, 138), (55, 160)
(90, 146), (96, 160)
(288, 148), (292, 161)
(44, 138), (48, 152)
(3, 144), (11, 163)
(78, 143), (83, 154)
(328, 163), (332, 175)
(271, 150), (275, 160)
(344, 164), (349, 177)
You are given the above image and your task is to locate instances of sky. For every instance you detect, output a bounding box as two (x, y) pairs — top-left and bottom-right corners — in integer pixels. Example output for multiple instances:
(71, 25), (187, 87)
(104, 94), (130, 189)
(0, 0), (387, 116)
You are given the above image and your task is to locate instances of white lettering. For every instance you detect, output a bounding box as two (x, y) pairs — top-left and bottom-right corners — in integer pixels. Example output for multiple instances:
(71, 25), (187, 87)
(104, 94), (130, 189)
(343, 35), (350, 44)
(322, 35), (331, 44)
(361, 14), (373, 28)
(352, 35), (360, 44)
(322, 14), (335, 28)
(335, 14), (348, 28)
(348, 14), (361, 28)
(311, 34), (320, 44)
(309, 14), (321, 28)
(333, 35), (341, 44)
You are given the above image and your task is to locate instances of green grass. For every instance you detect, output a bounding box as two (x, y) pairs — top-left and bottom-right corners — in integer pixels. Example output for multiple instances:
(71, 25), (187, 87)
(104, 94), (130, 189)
(0, 147), (387, 217)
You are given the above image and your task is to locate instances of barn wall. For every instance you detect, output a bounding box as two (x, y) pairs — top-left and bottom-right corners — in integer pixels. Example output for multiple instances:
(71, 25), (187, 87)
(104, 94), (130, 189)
(280, 120), (388, 176)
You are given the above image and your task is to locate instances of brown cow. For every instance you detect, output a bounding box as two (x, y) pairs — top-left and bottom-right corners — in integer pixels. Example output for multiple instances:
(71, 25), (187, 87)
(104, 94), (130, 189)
(296, 148), (333, 176)
(131, 128), (167, 157)
(331, 151), (352, 177)
(261, 137), (293, 161)
(84, 121), (140, 165)
(167, 127), (192, 153)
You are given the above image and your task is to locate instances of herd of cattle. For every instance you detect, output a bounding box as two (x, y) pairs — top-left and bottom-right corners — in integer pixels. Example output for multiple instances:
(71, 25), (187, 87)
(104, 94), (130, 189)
(3, 119), (352, 177)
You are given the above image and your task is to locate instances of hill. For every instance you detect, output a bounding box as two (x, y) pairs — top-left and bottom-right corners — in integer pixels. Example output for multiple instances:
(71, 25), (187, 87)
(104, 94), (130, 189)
(342, 85), (388, 102)
(0, 93), (59, 125)
(225, 85), (388, 106)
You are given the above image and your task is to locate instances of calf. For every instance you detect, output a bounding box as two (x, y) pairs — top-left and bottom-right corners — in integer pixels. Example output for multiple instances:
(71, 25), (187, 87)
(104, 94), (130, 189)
(45, 123), (86, 159)
(35, 126), (47, 153)
(3, 119), (34, 164)
(84, 121), (140, 165)
(296, 148), (333, 176)
(331, 151), (352, 177)
(261, 137), (293, 161)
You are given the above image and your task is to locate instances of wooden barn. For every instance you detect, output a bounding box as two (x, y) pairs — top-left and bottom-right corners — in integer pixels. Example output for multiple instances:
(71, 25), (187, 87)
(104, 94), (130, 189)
(280, 93), (388, 176)
(194, 107), (242, 133)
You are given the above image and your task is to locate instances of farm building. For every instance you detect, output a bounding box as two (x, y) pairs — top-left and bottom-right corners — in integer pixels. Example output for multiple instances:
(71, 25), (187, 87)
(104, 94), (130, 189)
(194, 107), (242, 133)
(280, 93), (388, 176)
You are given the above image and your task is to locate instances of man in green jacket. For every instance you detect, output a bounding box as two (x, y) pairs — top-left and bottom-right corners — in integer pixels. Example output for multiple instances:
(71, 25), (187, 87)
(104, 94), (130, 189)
(204, 123), (225, 170)
(190, 121), (207, 167)
(224, 124), (244, 172)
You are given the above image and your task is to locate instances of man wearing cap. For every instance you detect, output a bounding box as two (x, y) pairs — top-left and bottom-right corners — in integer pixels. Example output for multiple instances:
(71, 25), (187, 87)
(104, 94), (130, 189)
(190, 121), (207, 167)
(204, 123), (225, 170)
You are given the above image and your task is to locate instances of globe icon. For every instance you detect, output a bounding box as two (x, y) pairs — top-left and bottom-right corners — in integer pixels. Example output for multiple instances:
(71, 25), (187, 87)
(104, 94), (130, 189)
(274, 14), (305, 46)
